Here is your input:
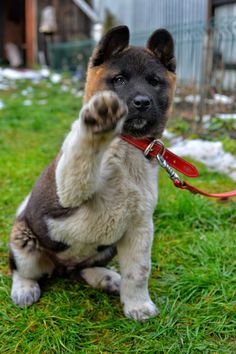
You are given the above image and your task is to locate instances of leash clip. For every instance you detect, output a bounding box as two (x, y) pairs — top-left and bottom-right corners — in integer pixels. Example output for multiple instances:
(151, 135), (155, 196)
(156, 154), (183, 185)
(144, 139), (184, 185)
(144, 139), (165, 157)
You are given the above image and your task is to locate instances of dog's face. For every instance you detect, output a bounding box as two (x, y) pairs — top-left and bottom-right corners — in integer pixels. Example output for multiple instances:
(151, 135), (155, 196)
(84, 26), (176, 138)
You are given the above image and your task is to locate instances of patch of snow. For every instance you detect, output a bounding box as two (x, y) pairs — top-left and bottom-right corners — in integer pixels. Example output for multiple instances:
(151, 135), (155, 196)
(216, 113), (236, 120)
(166, 134), (236, 181)
(0, 100), (5, 109)
(37, 99), (47, 105)
(76, 90), (84, 97)
(61, 85), (69, 92)
(174, 96), (182, 103)
(21, 87), (33, 96)
(185, 95), (200, 104)
(40, 67), (50, 78)
(70, 88), (84, 97)
(214, 94), (234, 105)
(0, 83), (10, 90)
(50, 73), (61, 84)
(23, 99), (32, 106)
(183, 93), (234, 106)
(162, 130), (176, 140)
(202, 114), (211, 128)
(205, 98), (215, 105)
(71, 88), (77, 95)
(0, 67), (62, 85)
(2, 68), (42, 81)
(203, 114), (211, 122)
(21, 89), (28, 96)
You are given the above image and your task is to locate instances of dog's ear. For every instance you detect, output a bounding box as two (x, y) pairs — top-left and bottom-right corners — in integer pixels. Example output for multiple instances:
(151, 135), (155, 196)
(91, 26), (129, 66)
(146, 29), (176, 72)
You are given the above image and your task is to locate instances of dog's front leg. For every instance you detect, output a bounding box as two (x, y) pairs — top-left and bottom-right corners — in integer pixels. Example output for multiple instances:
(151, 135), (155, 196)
(117, 221), (159, 321)
(56, 91), (127, 207)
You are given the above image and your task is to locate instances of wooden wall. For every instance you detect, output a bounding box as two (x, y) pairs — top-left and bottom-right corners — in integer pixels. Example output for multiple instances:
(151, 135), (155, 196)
(0, 0), (91, 67)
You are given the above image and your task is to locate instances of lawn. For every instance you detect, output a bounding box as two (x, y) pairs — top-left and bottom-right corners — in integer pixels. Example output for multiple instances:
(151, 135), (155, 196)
(0, 79), (236, 353)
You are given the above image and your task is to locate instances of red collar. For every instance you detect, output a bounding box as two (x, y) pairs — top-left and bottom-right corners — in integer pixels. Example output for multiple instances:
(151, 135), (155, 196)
(121, 134), (199, 177)
(120, 134), (236, 200)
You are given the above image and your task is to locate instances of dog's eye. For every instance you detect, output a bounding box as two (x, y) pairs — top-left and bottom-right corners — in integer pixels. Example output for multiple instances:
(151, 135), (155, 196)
(113, 75), (126, 86)
(148, 78), (160, 87)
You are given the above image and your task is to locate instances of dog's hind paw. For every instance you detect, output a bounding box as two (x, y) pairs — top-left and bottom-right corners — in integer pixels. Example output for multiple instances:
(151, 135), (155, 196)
(80, 267), (121, 294)
(100, 271), (121, 293)
(11, 272), (41, 307)
(82, 91), (128, 134)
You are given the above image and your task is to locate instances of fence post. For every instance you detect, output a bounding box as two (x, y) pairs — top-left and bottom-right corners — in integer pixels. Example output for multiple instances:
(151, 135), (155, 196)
(197, 20), (214, 129)
(197, 0), (213, 129)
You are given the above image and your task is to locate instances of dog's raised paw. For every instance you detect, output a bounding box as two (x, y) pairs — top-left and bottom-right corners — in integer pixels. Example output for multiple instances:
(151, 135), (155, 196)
(82, 91), (128, 133)
(124, 300), (159, 321)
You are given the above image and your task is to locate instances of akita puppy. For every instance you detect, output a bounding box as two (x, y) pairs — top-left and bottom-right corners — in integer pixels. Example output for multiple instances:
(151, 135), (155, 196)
(9, 26), (176, 320)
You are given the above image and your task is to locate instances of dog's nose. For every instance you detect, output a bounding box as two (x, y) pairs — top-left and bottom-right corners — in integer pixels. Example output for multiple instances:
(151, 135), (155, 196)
(132, 95), (151, 111)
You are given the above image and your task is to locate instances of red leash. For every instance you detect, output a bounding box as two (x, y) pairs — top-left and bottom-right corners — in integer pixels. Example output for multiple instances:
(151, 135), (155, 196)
(121, 135), (236, 199)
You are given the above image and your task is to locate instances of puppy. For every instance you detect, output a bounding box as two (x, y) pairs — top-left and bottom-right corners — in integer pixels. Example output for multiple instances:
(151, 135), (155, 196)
(9, 26), (176, 321)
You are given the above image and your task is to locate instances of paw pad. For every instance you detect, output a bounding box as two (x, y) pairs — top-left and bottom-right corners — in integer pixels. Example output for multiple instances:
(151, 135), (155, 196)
(83, 91), (128, 133)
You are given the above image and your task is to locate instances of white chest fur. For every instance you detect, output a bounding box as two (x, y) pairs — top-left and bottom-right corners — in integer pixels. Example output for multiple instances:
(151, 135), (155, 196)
(47, 139), (158, 262)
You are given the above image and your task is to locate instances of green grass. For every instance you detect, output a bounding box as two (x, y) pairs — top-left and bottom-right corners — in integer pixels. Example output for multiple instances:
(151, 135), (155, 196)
(1, 80), (236, 353)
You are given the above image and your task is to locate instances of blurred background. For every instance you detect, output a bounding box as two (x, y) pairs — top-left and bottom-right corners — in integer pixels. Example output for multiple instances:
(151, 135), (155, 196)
(1, 3), (236, 350)
(0, 0), (236, 122)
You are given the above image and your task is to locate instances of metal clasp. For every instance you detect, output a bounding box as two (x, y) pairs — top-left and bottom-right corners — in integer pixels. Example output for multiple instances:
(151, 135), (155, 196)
(143, 139), (184, 185)
(156, 154), (183, 185)
(144, 139), (165, 157)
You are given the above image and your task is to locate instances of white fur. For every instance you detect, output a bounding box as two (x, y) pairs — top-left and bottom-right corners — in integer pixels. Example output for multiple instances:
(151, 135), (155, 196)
(117, 221), (159, 320)
(11, 271), (41, 307)
(16, 194), (30, 216)
(10, 242), (54, 280)
(80, 267), (120, 293)
(56, 93), (124, 208)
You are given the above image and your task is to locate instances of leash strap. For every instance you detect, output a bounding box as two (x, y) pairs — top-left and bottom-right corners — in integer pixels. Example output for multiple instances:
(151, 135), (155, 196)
(121, 135), (236, 199)
(173, 179), (236, 199)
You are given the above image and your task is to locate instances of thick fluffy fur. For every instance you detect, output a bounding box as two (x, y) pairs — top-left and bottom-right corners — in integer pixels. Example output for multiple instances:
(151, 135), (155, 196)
(9, 26), (176, 320)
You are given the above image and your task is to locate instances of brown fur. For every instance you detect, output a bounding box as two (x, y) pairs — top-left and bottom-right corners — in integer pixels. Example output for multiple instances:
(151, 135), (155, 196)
(84, 65), (111, 102)
(166, 71), (176, 115)
(10, 220), (38, 252)
(12, 155), (74, 255)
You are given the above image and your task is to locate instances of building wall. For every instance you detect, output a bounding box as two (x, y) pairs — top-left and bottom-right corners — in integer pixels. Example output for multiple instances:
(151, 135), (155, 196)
(213, 2), (236, 90)
(37, 0), (91, 44)
(37, 0), (92, 65)
(0, 0), (25, 65)
(93, 0), (208, 36)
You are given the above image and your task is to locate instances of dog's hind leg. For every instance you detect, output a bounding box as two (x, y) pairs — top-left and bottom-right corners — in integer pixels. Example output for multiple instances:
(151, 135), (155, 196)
(80, 267), (121, 294)
(9, 220), (55, 307)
